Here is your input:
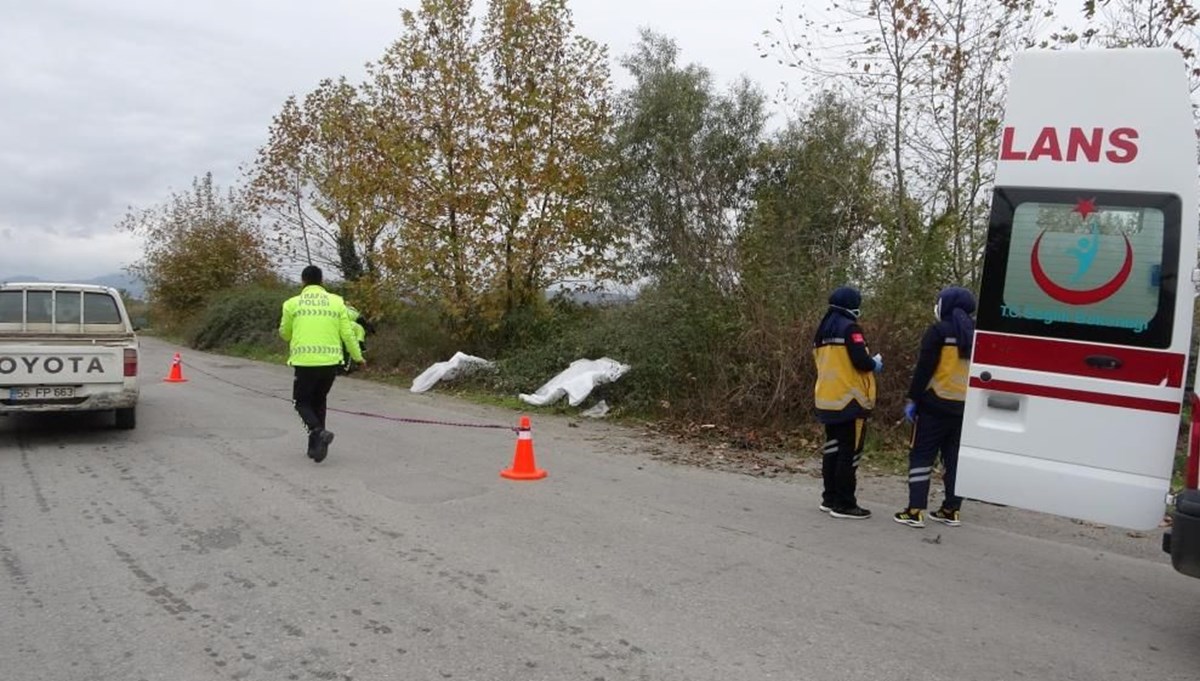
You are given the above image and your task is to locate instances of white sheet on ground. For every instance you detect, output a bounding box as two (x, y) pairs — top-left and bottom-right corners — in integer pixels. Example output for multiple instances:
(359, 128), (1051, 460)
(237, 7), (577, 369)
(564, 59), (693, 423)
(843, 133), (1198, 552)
(410, 352), (495, 393)
(519, 358), (630, 407)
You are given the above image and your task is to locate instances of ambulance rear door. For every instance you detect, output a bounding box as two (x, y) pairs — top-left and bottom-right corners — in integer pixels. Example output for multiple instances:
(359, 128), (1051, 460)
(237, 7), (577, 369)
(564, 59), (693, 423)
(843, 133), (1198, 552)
(957, 48), (1198, 531)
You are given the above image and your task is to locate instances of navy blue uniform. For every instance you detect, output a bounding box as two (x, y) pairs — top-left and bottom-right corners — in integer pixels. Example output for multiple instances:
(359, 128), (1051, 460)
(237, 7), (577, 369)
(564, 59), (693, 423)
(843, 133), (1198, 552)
(812, 286), (880, 517)
(904, 288), (975, 513)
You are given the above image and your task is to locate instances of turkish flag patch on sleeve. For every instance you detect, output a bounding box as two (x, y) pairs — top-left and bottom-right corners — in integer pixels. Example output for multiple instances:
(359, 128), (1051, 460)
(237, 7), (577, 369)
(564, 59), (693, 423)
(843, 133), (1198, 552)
(850, 332), (865, 344)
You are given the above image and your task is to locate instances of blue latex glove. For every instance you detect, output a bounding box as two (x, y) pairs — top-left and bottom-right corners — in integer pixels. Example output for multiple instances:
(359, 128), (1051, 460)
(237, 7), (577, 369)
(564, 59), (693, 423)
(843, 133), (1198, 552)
(872, 353), (883, 374)
(903, 401), (917, 423)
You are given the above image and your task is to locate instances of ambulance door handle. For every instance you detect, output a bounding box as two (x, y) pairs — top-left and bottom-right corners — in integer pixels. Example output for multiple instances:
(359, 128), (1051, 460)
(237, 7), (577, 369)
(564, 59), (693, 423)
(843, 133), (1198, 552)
(987, 394), (1020, 411)
(1085, 355), (1123, 370)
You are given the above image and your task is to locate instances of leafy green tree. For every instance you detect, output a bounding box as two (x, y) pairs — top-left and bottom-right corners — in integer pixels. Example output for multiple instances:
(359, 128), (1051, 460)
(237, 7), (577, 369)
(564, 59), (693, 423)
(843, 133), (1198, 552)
(607, 29), (767, 289)
(480, 0), (615, 323)
(363, 0), (618, 341)
(369, 0), (488, 327)
(118, 173), (275, 325)
(741, 93), (888, 314)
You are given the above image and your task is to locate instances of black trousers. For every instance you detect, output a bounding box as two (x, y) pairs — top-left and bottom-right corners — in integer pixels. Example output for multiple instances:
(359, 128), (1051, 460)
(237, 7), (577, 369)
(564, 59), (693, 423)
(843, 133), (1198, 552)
(293, 365), (339, 432)
(822, 419), (866, 510)
(907, 410), (963, 511)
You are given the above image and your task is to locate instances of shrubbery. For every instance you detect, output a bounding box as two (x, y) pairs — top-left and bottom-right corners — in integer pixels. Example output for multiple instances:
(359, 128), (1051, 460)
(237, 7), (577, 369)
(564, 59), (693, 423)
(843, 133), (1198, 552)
(358, 304), (460, 378)
(175, 264), (943, 459)
(188, 285), (291, 353)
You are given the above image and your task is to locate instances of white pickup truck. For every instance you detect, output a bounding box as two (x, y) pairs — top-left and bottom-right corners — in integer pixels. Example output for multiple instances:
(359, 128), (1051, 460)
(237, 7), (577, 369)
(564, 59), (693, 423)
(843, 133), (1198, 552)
(0, 282), (140, 429)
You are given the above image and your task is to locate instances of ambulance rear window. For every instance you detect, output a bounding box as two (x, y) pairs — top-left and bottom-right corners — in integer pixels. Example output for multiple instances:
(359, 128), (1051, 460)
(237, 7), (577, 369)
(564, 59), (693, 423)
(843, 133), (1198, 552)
(977, 187), (1180, 349)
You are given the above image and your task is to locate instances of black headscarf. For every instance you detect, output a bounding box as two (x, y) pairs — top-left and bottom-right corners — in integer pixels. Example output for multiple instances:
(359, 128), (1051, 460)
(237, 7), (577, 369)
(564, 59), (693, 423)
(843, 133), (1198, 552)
(816, 286), (863, 340)
(937, 286), (976, 358)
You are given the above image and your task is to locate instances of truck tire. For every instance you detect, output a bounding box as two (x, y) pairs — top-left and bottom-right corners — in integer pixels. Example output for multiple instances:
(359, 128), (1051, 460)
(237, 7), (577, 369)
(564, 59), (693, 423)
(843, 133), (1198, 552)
(114, 407), (137, 430)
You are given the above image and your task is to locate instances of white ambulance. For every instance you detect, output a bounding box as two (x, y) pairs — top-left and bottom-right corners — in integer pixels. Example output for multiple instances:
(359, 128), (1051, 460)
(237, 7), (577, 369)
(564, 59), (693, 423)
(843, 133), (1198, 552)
(957, 48), (1200, 579)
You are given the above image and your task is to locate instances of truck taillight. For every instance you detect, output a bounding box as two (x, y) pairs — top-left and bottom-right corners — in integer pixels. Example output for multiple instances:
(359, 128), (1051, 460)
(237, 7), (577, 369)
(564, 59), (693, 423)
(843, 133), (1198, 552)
(1187, 393), (1200, 490)
(124, 349), (138, 378)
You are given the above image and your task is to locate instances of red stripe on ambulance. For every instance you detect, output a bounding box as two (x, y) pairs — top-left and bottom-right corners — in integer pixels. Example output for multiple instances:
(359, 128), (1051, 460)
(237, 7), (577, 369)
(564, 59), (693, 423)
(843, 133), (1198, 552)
(973, 331), (1185, 388)
(968, 376), (1181, 414)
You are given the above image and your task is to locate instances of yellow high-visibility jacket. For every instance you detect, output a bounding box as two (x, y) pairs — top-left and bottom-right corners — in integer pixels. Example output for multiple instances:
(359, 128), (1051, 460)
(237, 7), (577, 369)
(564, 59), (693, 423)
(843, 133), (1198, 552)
(279, 285), (363, 367)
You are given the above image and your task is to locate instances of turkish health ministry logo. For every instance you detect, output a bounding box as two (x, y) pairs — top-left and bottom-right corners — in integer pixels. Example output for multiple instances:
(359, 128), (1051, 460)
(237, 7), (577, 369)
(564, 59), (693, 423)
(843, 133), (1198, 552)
(1030, 197), (1133, 305)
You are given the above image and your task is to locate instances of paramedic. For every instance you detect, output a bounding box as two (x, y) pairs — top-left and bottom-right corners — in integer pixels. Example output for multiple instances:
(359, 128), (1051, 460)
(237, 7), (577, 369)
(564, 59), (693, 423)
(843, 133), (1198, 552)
(813, 286), (882, 519)
(279, 265), (364, 463)
(893, 286), (975, 528)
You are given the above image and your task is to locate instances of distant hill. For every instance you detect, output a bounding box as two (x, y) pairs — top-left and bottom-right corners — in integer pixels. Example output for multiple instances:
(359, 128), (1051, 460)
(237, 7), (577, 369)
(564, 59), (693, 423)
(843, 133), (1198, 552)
(2, 272), (147, 300)
(86, 273), (146, 299)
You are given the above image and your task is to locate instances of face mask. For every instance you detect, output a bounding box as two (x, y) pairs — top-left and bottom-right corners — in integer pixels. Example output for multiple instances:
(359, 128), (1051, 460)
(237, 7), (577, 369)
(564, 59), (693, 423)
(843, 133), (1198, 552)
(934, 300), (942, 321)
(847, 308), (862, 319)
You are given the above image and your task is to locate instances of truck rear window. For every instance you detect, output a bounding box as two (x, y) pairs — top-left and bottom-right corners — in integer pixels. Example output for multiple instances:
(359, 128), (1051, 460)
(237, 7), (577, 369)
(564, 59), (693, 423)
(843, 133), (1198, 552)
(0, 292), (19, 323)
(84, 292), (122, 323)
(27, 291), (52, 323)
(0, 289), (125, 328)
(977, 187), (1180, 349)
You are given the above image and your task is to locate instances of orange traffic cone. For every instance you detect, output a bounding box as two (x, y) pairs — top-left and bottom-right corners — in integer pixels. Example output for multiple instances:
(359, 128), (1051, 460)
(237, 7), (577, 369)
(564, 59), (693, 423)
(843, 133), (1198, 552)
(163, 353), (188, 383)
(501, 415), (546, 480)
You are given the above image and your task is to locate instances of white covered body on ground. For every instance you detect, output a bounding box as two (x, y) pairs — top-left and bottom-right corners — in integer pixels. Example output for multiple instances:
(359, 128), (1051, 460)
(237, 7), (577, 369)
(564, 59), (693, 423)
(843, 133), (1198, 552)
(411, 352), (630, 412)
(519, 358), (630, 407)
(409, 352), (495, 393)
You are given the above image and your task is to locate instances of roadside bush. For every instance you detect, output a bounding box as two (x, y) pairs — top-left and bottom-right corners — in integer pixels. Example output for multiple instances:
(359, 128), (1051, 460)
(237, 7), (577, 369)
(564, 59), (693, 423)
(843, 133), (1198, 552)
(362, 303), (461, 377)
(189, 285), (291, 353)
(609, 276), (743, 418)
(474, 276), (743, 419)
(483, 298), (621, 395)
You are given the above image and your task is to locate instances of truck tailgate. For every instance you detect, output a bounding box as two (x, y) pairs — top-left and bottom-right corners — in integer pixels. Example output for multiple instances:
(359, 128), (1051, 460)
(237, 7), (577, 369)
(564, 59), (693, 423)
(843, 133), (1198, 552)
(0, 341), (127, 386)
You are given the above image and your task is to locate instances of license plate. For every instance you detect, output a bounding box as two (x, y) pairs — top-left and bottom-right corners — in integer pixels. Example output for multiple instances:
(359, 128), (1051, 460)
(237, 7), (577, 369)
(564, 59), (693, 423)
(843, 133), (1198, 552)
(8, 386), (76, 400)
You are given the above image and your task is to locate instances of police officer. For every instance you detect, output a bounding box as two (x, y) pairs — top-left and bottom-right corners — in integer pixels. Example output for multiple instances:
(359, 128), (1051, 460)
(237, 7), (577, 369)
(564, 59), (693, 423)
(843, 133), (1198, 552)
(893, 287), (975, 528)
(279, 265), (364, 463)
(813, 286), (882, 519)
(340, 305), (375, 375)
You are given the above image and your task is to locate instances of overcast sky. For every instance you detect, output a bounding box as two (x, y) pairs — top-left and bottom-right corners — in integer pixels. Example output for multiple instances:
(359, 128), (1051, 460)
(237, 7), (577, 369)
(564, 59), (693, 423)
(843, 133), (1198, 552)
(4, 0), (1075, 282)
(0, 0), (809, 281)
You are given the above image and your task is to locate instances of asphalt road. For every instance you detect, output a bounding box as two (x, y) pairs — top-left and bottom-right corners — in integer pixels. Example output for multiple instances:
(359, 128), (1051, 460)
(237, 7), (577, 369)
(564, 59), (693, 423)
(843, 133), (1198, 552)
(2, 338), (1198, 681)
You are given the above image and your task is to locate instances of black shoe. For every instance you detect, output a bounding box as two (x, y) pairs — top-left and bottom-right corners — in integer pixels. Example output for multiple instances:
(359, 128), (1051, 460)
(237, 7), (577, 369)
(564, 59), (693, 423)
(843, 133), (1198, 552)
(311, 429), (335, 463)
(830, 506), (872, 519)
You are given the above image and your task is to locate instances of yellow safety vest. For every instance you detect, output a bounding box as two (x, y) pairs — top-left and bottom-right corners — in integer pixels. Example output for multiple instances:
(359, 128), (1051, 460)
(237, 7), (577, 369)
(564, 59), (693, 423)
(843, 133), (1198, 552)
(347, 306), (367, 344)
(813, 337), (877, 417)
(927, 338), (968, 402)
